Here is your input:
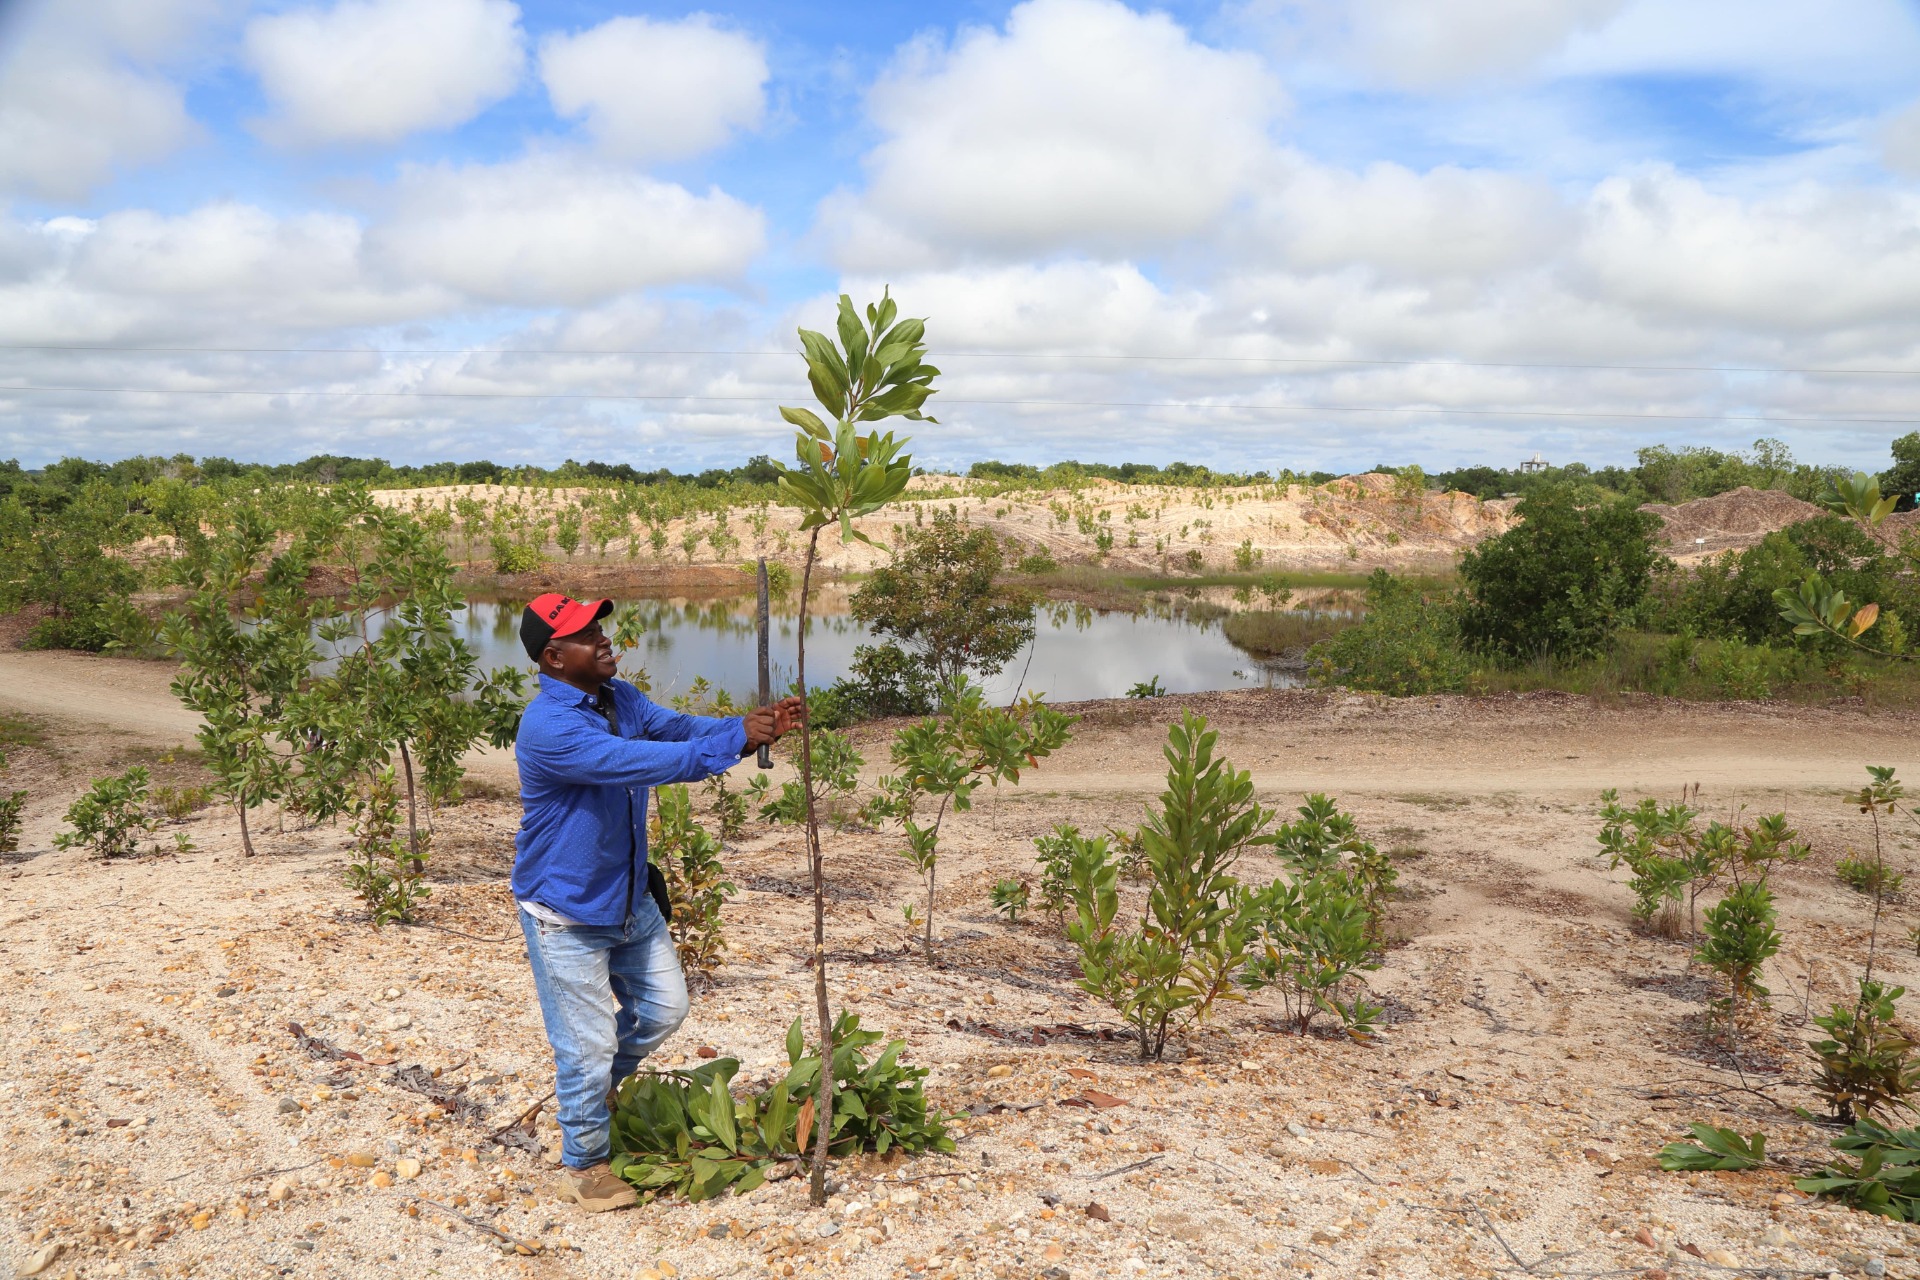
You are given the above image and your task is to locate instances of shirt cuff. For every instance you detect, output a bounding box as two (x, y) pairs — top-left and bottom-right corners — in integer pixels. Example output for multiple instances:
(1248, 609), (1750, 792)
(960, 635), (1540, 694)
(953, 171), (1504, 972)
(697, 718), (749, 772)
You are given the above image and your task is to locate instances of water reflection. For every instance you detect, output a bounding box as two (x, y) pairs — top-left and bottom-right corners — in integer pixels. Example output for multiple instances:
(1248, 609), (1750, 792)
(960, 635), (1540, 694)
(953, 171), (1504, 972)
(454, 594), (1304, 705)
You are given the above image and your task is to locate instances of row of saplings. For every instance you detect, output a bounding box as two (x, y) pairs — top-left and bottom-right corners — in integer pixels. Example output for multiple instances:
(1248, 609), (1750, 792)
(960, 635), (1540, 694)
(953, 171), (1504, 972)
(627, 702), (1401, 1201)
(1607, 766), (1920, 1221)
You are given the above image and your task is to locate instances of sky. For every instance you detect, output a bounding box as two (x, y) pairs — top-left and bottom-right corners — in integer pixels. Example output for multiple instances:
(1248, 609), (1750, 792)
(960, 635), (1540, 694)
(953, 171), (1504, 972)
(2, 0), (1920, 475)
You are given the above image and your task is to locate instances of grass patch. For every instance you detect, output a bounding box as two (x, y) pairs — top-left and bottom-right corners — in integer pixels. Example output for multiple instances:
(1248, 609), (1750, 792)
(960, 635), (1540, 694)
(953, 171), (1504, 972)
(0, 712), (47, 750)
(1125, 570), (1448, 592)
(1478, 632), (1920, 708)
(1220, 610), (1352, 656)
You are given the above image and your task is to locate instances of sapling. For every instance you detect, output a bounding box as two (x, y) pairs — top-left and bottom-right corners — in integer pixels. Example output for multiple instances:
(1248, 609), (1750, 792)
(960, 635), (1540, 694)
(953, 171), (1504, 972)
(650, 783), (737, 974)
(0, 750), (23, 856)
(991, 877), (1031, 923)
(772, 290), (937, 1205)
(868, 677), (1073, 958)
(56, 766), (159, 859)
(1068, 711), (1272, 1060)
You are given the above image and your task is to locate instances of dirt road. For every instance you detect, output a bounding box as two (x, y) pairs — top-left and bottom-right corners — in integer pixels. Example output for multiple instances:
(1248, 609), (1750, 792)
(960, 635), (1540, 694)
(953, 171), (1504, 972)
(2, 659), (1914, 1280)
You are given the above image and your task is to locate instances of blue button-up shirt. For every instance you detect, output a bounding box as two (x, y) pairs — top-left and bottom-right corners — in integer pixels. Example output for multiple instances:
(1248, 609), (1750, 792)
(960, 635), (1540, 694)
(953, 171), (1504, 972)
(512, 673), (747, 927)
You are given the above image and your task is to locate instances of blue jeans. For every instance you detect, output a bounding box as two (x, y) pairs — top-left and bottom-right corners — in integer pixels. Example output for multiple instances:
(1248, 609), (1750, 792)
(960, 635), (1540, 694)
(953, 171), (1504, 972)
(519, 896), (690, 1169)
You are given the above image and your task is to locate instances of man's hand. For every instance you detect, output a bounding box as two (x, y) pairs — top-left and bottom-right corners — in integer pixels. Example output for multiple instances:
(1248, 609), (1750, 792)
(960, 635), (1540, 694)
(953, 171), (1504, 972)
(743, 697), (807, 748)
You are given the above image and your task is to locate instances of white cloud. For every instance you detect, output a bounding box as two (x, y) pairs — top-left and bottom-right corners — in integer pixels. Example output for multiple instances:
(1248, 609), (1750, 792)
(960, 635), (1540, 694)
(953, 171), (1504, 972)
(1346, 0), (1628, 90)
(1245, 156), (1572, 277)
(366, 154), (765, 307)
(244, 0), (524, 147)
(1575, 166), (1920, 330)
(838, 0), (1282, 259)
(0, 0), (216, 200)
(540, 15), (767, 163)
(1886, 100), (1920, 177)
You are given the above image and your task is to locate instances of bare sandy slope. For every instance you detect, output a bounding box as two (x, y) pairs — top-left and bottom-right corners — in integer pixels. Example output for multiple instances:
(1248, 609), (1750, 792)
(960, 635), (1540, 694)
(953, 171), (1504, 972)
(372, 475), (1514, 576)
(3, 656), (1917, 1280)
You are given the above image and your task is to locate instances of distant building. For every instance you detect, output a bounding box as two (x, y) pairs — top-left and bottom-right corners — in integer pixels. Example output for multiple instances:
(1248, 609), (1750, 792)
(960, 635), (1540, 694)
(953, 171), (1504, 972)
(1519, 453), (1548, 474)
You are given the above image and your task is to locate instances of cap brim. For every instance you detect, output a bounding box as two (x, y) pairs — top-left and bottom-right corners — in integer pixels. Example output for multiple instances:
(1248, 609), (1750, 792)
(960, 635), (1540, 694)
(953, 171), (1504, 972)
(549, 597), (614, 639)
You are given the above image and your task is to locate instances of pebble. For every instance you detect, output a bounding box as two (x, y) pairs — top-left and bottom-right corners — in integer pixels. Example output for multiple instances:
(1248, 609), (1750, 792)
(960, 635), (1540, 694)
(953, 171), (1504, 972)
(396, 1158), (422, 1179)
(267, 1178), (296, 1204)
(370, 1171), (394, 1188)
(1761, 1225), (1796, 1246)
(18, 1242), (62, 1276)
(987, 1065), (1012, 1079)
(346, 1152), (377, 1168)
(382, 1013), (413, 1032)
(1867, 1260), (1887, 1278)
(817, 1221), (840, 1238)
(277, 1099), (301, 1114)
(1285, 1122), (1310, 1138)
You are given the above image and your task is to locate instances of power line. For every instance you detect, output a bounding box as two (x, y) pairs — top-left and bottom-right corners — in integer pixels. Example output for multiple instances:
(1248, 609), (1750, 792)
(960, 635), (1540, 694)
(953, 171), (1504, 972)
(1, 343), (1919, 378)
(3, 382), (1918, 426)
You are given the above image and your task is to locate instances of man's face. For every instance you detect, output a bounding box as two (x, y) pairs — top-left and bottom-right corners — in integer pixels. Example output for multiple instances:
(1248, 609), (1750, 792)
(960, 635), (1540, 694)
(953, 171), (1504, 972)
(542, 621), (617, 685)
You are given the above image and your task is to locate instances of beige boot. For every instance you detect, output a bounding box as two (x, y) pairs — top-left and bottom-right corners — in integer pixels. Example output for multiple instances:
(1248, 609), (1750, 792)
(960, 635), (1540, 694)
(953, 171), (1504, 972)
(556, 1162), (638, 1212)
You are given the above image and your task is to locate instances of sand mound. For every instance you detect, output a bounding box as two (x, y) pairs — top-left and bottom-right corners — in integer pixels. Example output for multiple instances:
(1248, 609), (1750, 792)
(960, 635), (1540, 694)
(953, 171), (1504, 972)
(1640, 486), (1824, 560)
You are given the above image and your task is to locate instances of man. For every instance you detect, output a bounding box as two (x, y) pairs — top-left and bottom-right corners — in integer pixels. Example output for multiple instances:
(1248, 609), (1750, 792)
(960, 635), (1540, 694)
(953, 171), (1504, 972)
(513, 593), (802, 1211)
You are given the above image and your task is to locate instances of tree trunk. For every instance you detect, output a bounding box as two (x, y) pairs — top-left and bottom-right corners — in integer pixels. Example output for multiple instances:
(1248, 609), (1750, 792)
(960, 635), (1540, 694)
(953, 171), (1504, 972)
(236, 796), (255, 859)
(796, 529), (833, 1208)
(398, 740), (421, 873)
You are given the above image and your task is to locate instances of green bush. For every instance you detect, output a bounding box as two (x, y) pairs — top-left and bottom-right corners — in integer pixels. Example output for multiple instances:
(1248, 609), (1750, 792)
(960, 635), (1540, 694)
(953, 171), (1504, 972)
(1031, 822), (1087, 919)
(1694, 880), (1781, 1018)
(0, 788), (23, 855)
(651, 783), (737, 973)
(990, 877), (1030, 922)
(1839, 853), (1906, 897)
(1459, 486), (1660, 662)
(609, 1014), (952, 1203)
(341, 768), (430, 926)
(1308, 571), (1477, 696)
(55, 766), (158, 858)
(1810, 979), (1920, 1125)
(489, 534), (541, 574)
(1068, 711), (1272, 1060)
(1126, 676), (1167, 698)
(851, 509), (1036, 687)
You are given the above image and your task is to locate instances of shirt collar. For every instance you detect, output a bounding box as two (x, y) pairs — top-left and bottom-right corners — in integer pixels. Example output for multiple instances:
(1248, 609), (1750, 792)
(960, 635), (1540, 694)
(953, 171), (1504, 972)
(537, 672), (610, 707)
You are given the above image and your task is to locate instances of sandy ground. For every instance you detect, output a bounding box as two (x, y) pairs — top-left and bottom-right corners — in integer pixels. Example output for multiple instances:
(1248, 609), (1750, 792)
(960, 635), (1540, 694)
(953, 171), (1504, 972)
(4, 651), (1920, 1280)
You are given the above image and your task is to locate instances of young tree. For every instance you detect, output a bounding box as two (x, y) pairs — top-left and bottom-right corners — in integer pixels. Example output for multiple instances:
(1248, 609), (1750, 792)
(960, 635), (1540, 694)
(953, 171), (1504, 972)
(868, 678), (1073, 959)
(304, 508), (526, 886)
(850, 508), (1037, 690)
(163, 500), (338, 857)
(774, 290), (936, 1205)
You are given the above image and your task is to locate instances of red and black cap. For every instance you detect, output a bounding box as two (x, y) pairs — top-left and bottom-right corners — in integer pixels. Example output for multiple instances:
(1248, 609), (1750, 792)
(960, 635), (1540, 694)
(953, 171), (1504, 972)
(521, 593), (614, 662)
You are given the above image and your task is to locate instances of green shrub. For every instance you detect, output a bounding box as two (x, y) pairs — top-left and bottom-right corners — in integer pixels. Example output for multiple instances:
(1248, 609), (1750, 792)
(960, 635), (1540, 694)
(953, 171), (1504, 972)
(1221, 610), (1347, 657)
(867, 679), (1073, 957)
(0, 788), (24, 854)
(1031, 822), (1087, 919)
(55, 766), (158, 858)
(1694, 880), (1781, 1018)
(1308, 570), (1477, 696)
(1126, 676), (1167, 699)
(1459, 486), (1660, 662)
(1597, 792), (1805, 937)
(1015, 548), (1057, 575)
(1068, 711), (1272, 1059)
(990, 877), (1030, 922)
(341, 768), (430, 926)
(609, 1014), (952, 1203)
(851, 509), (1036, 688)
(759, 729), (862, 825)
(1839, 853), (1906, 897)
(651, 783), (737, 974)
(1233, 539), (1263, 571)
(489, 534), (541, 574)
(1810, 979), (1920, 1125)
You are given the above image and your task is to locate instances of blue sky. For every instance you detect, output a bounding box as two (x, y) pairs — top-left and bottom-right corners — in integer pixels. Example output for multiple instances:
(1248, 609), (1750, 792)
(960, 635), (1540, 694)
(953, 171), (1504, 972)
(2, 0), (1919, 475)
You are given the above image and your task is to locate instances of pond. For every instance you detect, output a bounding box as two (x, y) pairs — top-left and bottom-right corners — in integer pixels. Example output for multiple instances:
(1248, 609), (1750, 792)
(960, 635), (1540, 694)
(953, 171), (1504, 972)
(449, 594), (1314, 705)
